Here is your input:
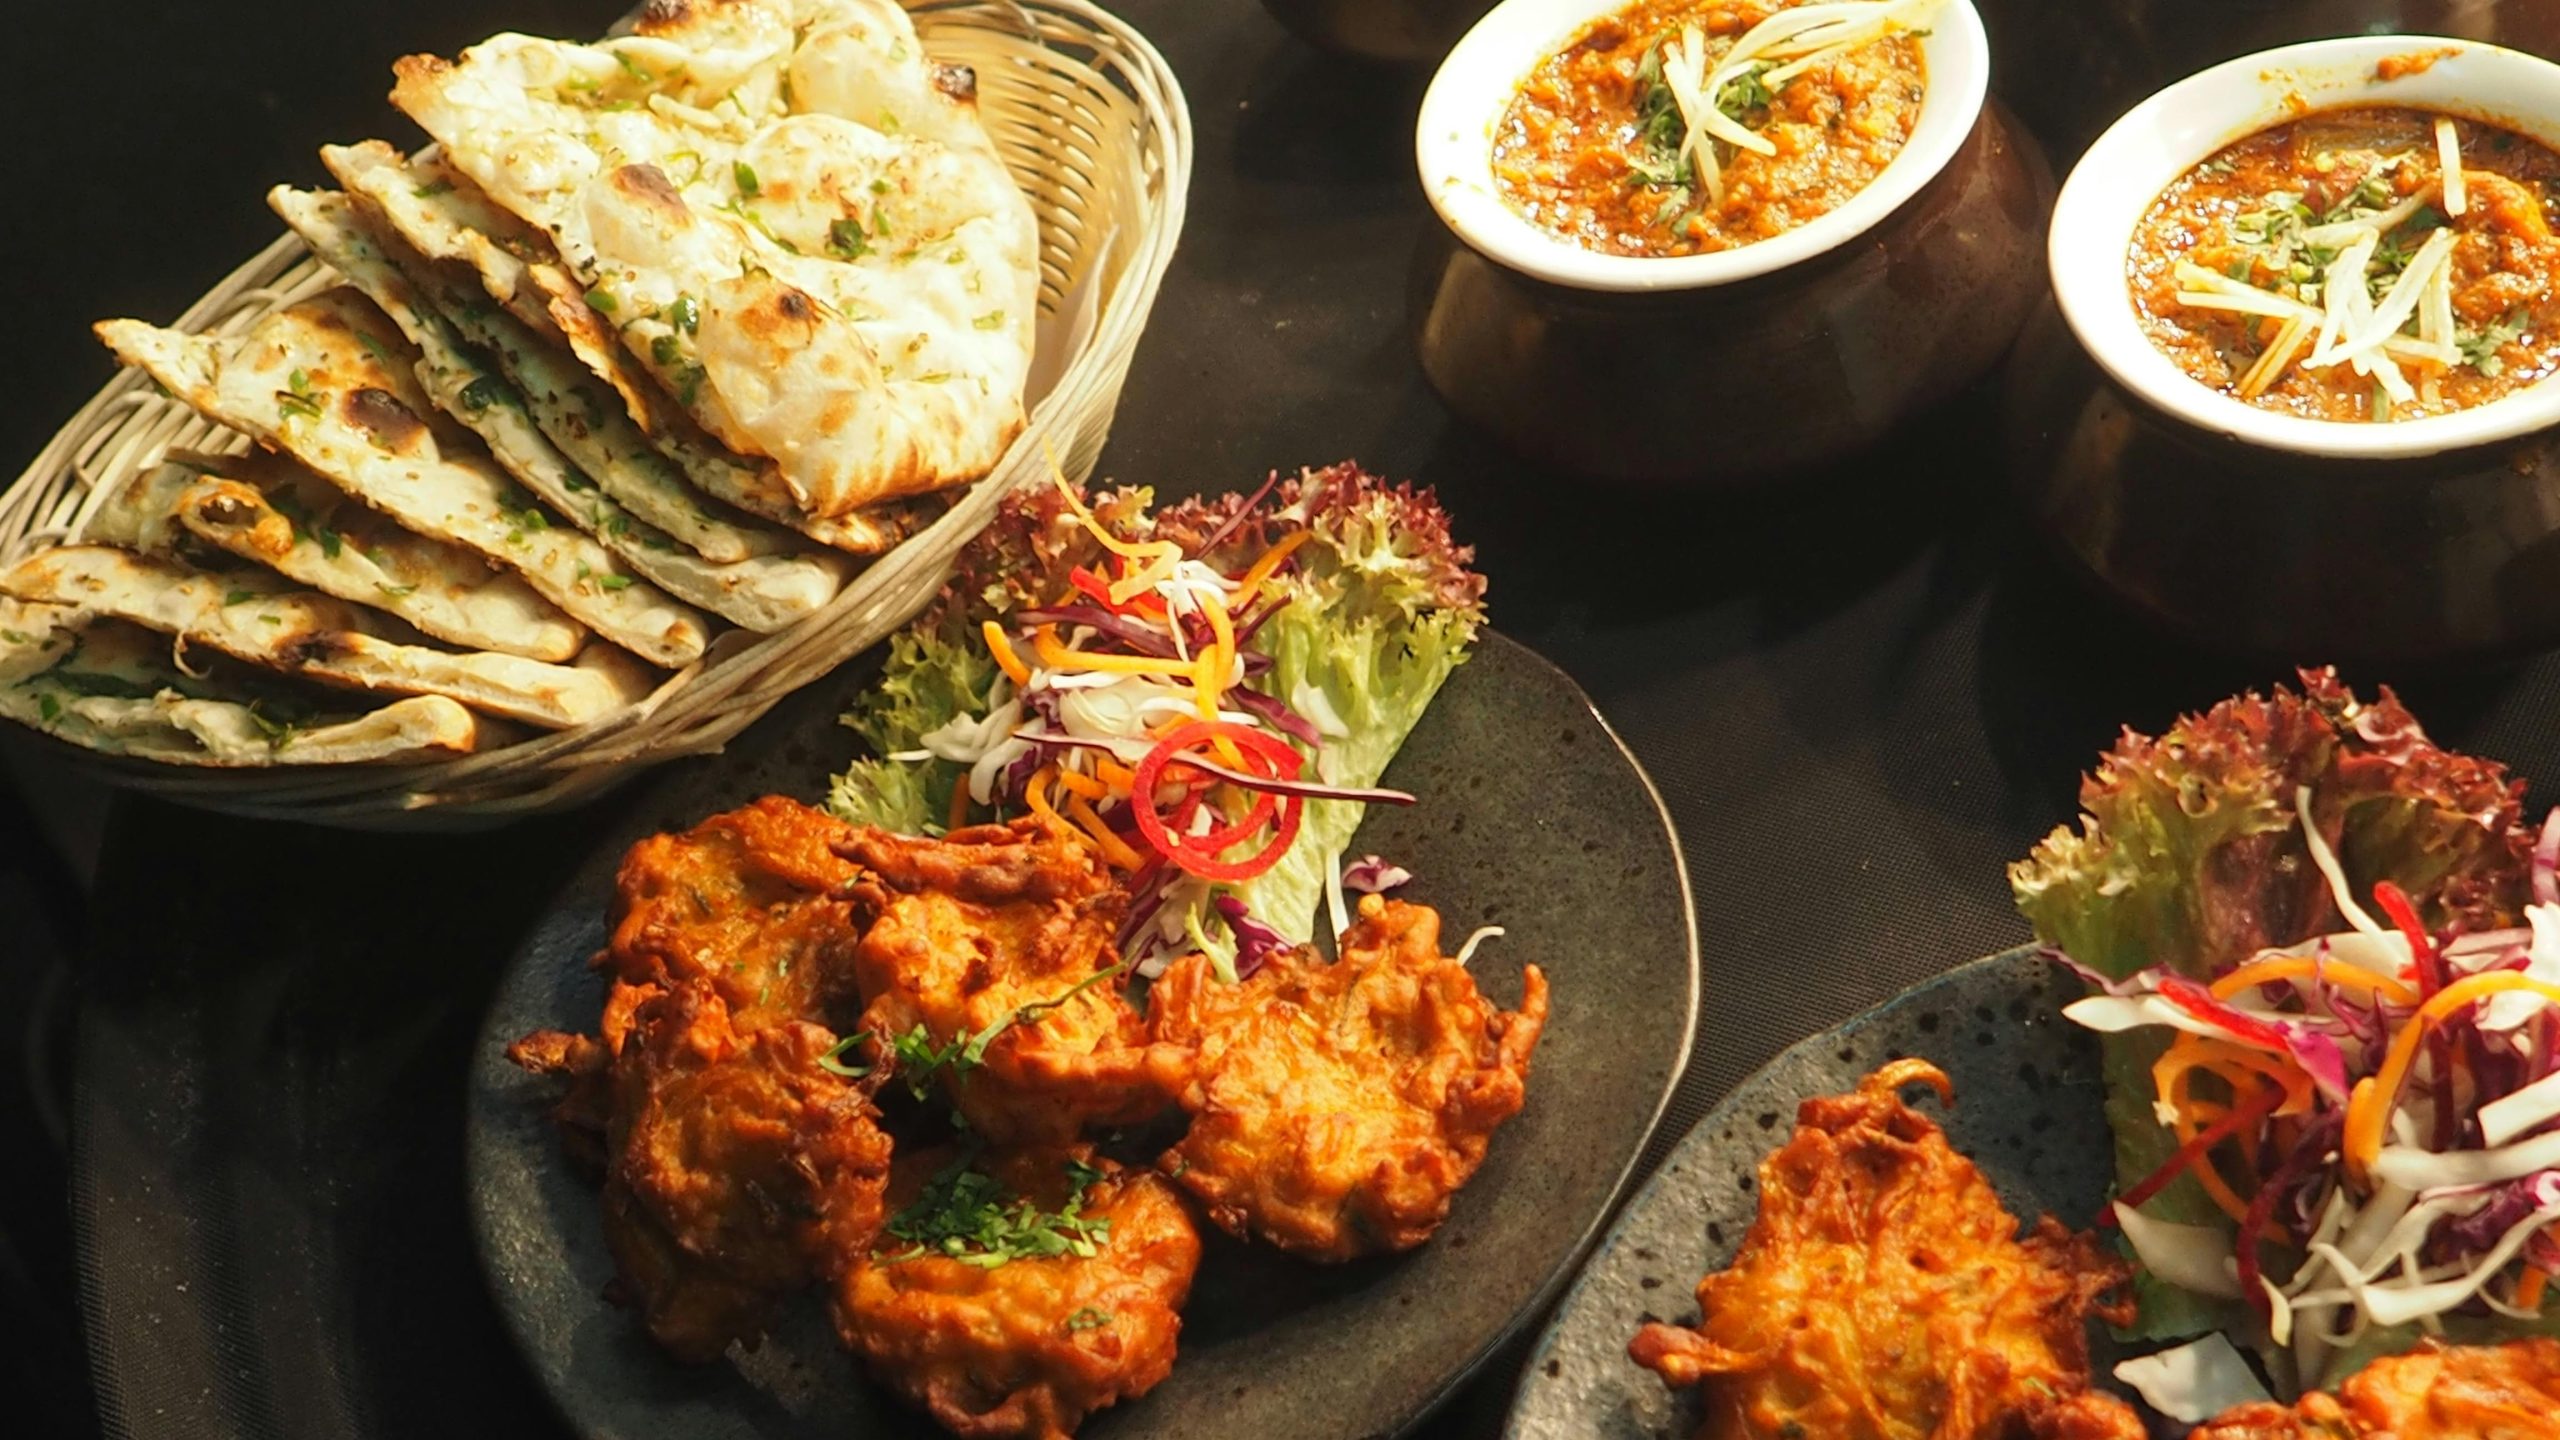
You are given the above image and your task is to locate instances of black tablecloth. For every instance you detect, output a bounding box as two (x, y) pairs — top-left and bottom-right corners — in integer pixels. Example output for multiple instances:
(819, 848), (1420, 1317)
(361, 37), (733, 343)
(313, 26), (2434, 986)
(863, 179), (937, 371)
(36, 3), (2560, 1438)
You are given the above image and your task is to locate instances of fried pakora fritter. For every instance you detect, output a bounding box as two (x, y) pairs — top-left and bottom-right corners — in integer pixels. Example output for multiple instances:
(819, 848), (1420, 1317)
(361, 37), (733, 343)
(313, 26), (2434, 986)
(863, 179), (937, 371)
(834, 1146), (1200, 1440)
(837, 819), (1188, 1144)
(592, 980), (894, 1362)
(600, 793), (867, 1029)
(1628, 1059), (2141, 1440)
(507, 795), (886, 1346)
(1147, 893), (1548, 1262)
(2192, 1339), (2560, 1439)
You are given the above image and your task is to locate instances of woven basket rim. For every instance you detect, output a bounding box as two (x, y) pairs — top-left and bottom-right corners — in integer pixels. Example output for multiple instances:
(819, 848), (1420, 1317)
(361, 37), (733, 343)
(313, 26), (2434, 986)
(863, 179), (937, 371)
(0, 0), (1193, 830)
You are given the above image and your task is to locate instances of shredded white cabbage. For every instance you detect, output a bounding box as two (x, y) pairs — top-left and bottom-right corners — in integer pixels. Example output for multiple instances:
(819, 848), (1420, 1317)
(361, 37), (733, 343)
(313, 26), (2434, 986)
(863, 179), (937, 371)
(2115, 1335), (2274, 1421)
(2115, 1202), (2245, 1299)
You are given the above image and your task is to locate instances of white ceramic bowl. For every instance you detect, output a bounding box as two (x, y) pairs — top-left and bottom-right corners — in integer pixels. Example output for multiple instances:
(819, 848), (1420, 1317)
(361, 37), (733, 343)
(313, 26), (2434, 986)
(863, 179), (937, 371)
(1415, 0), (1992, 292)
(2051, 34), (2560, 460)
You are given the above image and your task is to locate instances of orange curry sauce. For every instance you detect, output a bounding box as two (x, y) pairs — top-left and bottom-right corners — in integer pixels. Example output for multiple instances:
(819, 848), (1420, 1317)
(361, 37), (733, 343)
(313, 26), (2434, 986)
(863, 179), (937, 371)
(2131, 106), (2560, 422)
(1491, 0), (1926, 258)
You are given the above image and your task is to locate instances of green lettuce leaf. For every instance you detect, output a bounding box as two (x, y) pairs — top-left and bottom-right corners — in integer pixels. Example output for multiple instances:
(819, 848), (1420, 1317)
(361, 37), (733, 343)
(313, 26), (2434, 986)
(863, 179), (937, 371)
(828, 628), (995, 834)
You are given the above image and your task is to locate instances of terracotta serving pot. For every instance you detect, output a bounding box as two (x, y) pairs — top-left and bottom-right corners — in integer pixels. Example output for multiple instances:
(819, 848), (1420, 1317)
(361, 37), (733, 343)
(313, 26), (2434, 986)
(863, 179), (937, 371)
(1409, 0), (2051, 486)
(2007, 35), (2560, 666)
(1974, 0), (2560, 160)
(1258, 0), (1499, 65)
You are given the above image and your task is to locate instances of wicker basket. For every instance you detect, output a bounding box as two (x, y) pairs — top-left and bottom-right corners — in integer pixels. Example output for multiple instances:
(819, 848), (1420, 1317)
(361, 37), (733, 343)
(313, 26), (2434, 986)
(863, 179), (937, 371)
(0, 0), (1191, 830)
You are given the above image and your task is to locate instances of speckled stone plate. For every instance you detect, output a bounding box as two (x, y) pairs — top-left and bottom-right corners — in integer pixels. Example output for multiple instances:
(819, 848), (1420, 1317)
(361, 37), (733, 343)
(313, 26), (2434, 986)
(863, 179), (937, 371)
(467, 630), (1699, 1440)
(1505, 947), (2125, 1440)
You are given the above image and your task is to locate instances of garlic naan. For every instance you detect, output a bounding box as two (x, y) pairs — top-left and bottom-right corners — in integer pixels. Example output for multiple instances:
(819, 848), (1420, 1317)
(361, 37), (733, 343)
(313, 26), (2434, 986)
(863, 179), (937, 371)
(95, 290), (712, 668)
(321, 140), (917, 557)
(389, 0), (1038, 519)
(0, 547), (650, 731)
(0, 601), (489, 766)
(275, 186), (853, 633)
(87, 453), (587, 662)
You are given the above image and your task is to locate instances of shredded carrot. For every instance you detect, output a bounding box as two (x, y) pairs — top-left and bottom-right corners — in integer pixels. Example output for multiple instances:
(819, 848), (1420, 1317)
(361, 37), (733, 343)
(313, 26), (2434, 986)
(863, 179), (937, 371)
(1033, 626), (1198, 678)
(1023, 766), (1065, 833)
(2346, 972), (2560, 1180)
(2165, 1095), (2260, 1225)
(947, 774), (972, 832)
(1226, 530), (1312, 604)
(2154, 1035), (2316, 1120)
(1048, 463), (1182, 605)
(982, 620), (1031, 687)
(1050, 767), (1110, 802)
(2522, 1264), (2550, 1314)
(1066, 793), (1148, 870)
(2211, 956), (2419, 1008)
(1095, 756), (1138, 791)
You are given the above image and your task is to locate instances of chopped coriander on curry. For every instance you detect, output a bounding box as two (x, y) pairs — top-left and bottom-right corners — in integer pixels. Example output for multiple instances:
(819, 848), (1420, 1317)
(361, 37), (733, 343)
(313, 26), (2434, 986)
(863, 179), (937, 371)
(1495, 0), (1937, 257)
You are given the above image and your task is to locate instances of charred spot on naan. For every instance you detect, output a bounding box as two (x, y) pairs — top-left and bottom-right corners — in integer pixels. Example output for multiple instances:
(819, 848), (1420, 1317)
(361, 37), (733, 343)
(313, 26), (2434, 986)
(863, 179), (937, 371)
(929, 63), (977, 106)
(341, 387), (433, 456)
(184, 482), (296, 559)
(610, 164), (691, 224)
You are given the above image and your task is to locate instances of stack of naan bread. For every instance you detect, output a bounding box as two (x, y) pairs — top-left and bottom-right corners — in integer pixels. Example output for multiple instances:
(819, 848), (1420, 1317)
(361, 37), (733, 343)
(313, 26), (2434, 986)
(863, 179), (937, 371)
(0, 0), (1038, 768)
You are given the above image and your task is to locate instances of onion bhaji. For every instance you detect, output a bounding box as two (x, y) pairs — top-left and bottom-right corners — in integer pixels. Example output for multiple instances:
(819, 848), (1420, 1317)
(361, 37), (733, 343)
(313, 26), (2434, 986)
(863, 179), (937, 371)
(1146, 893), (1549, 1261)
(593, 979), (894, 1362)
(834, 1146), (1201, 1440)
(508, 797), (892, 1360)
(599, 793), (868, 1028)
(836, 818), (1189, 1145)
(2191, 1339), (2560, 1440)
(1628, 1059), (2142, 1440)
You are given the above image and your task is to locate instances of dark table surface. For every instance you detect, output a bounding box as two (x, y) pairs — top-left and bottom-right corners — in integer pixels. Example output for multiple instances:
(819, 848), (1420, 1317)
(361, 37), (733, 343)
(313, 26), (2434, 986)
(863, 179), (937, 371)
(19, 2), (2560, 1438)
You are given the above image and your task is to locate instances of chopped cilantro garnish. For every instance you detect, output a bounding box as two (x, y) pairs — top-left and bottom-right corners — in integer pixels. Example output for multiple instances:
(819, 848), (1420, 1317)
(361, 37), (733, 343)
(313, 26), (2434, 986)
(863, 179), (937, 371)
(458, 375), (511, 412)
(2460, 308), (2530, 377)
(276, 367), (322, 424)
(883, 1154), (1112, 1269)
(818, 1031), (872, 1079)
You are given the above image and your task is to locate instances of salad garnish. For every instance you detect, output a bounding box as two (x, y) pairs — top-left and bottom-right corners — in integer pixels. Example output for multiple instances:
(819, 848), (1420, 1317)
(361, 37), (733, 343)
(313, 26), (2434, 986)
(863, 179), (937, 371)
(2014, 669), (2554, 1395)
(830, 463), (1487, 978)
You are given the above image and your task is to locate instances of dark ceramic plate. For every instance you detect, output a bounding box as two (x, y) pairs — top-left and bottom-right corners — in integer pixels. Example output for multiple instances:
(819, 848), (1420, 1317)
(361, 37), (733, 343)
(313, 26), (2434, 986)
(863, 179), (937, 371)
(467, 630), (1699, 1440)
(1505, 946), (2127, 1440)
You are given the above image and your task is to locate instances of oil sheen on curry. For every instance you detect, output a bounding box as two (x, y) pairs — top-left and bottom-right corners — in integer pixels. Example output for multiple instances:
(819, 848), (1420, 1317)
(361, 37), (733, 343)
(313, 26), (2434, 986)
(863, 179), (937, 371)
(1492, 0), (1936, 258)
(2133, 105), (2560, 423)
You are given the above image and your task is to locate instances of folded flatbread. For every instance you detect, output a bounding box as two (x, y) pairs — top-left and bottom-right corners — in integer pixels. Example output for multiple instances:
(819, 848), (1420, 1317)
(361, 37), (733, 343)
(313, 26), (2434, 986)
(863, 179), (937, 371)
(95, 290), (711, 668)
(0, 547), (654, 730)
(273, 186), (853, 632)
(87, 453), (587, 662)
(321, 139), (920, 557)
(0, 599), (490, 765)
(389, 0), (1038, 519)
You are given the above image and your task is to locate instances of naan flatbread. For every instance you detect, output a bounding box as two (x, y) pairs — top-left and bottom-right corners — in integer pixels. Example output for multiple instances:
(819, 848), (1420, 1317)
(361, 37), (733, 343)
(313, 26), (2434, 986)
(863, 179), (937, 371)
(321, 140), (915, 558)
(390, 0), (1038, 518)
(95, 290), (712, 668)
(274, 186), (853, 632)
(0, 601), (489, 766)
(319, 140), (686, 443)
(0, 547), (652, 730)
(86, 453), (587, 662)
